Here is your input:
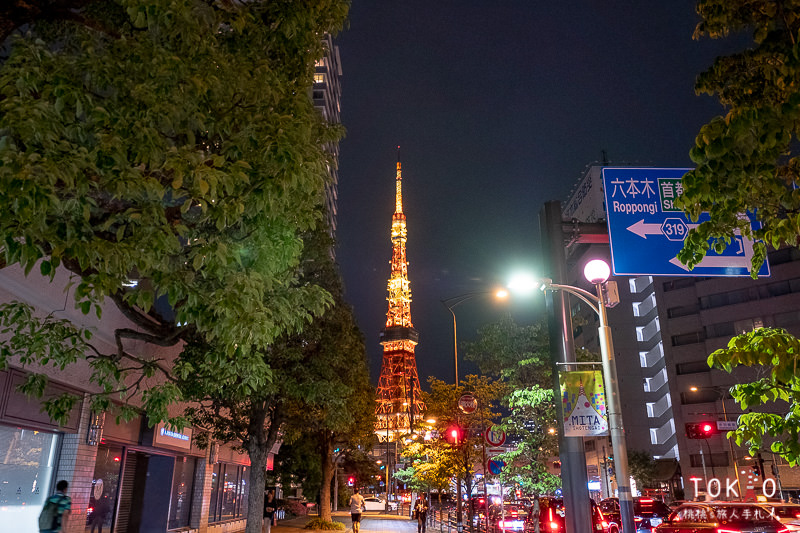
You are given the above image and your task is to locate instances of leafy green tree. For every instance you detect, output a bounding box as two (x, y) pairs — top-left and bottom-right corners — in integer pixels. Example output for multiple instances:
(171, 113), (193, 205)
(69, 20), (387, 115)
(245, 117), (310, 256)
(707, 327), (800, 465)
(627, 450), (659, 491)
(677, 1), (800, 274)
(397, 437), (460, 503)
(464, 316), (561, 495)
(0, 3), (349, 533)
(424, 375), (505, 524)
(275, 258), (376, 522)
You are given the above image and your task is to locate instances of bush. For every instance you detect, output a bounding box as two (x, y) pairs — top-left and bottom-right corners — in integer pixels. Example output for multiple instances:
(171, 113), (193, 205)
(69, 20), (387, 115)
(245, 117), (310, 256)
(305, 518), (345, 530)
(283, 499), (310, 517)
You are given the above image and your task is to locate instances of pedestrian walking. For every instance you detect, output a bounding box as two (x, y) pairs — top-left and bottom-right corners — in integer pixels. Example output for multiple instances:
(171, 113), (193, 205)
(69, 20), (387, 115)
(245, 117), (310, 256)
(263, 490), (276, 533)
(38, 480), (71, 533)
(413, 495), (429, 533)
(349, 488), (366, 533)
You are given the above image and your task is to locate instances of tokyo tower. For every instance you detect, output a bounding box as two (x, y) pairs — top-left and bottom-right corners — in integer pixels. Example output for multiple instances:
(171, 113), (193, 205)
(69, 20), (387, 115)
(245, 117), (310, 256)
(375, 151), (425, 441)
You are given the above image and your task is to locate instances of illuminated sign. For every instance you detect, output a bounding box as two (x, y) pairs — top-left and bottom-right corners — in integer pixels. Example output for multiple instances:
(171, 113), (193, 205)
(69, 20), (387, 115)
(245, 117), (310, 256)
(152, 422), (193, 451)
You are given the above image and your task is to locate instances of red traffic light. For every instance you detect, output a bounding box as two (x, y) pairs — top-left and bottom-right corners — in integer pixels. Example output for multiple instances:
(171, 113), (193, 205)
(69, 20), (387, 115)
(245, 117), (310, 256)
(686, 421), (717, 439)
(443, 424), (464, 446)
(348, 476), (354, 486)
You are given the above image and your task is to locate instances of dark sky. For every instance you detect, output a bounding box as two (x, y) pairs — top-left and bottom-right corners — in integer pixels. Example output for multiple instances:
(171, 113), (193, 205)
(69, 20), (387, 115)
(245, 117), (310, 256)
(333, 2), (738, 387)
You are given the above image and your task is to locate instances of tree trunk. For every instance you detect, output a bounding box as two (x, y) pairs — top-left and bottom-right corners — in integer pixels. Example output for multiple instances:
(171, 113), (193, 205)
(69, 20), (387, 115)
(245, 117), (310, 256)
(244, 402), (281, 533)
(319, 434), (334, 521)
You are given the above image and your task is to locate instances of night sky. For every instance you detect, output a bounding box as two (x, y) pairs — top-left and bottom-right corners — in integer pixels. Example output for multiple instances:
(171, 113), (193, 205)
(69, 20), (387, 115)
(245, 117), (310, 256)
(333, 2), (739, 387)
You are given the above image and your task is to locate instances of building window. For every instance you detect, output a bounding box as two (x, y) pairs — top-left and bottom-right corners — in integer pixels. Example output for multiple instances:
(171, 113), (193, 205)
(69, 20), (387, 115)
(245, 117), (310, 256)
(671, 331), (705, 346)
(675, 361), (711, 375)
(88, 444), (124, 533)
(662, 278), (695, 292)
(768, 247), (800, 265)
(209, 464), (249, 523)
(314, 73), (325, 84)
(0, 426), (60, 533)
(689, 452), (729, 467)
(704, 321), (736, 339)
(667, 303), (699, 318)
(775, 309), (800, 328)
(168, 456), (196, 530)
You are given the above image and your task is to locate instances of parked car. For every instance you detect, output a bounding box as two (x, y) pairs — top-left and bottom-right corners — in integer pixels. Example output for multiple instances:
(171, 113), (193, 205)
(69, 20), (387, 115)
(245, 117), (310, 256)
(759, 503), (800, 532)
(525, 496), (608, 533)
(487, 503), (529, 533)
(654, 502), (789, 533)
(600, 497), (672, 533)
(362, 497), (398, 512)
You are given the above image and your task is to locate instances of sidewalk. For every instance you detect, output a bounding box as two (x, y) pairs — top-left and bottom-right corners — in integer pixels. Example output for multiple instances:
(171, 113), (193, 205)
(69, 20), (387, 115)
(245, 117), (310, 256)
(272, 511), (415, 533)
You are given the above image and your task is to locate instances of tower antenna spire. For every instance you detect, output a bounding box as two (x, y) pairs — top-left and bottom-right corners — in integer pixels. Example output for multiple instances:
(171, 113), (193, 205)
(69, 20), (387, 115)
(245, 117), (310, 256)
(375, 152), (424, 441)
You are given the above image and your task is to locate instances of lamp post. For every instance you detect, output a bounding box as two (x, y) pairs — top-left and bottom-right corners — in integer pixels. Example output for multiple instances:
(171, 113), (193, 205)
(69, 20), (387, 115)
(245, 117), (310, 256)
(537, 259), (635, 533)
(441, 290), (508, 387)
(441, 289), (507, 533)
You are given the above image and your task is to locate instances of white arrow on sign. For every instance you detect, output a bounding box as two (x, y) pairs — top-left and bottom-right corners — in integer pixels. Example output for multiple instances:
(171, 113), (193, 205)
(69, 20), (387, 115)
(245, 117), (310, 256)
(626, 219), (699, 239)
(669, 235), (754, 272)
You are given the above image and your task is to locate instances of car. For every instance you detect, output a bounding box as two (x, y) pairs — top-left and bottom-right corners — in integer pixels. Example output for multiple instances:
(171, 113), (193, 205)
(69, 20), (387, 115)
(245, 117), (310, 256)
(362, 497), (398, 512)
(654, 502), (789, 533)
(487, 503), (529, 533)
(525, 496), (608, 533)
(759, 503), (800, 532)
(600, 497), (672, 533)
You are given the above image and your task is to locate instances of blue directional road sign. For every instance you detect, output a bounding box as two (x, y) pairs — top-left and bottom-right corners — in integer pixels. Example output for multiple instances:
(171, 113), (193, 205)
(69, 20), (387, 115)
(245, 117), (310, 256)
(602, 168), (770, 277)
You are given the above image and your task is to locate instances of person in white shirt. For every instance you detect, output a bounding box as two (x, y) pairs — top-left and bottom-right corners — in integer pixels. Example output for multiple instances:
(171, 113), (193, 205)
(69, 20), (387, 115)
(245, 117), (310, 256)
(349, 488), (366, 533)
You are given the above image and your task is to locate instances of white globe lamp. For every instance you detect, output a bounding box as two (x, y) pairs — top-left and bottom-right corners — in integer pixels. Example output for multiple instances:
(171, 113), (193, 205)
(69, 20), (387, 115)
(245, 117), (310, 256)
(584, 259), (610, 285)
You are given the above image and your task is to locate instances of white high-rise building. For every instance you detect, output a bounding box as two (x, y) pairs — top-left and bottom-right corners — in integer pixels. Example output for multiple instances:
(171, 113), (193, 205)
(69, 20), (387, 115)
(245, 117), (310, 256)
(563, 164), (800, 501)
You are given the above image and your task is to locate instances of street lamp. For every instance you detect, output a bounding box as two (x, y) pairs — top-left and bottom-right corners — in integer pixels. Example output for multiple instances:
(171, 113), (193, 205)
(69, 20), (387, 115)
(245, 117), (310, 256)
(441, 289), (507, 533)
(441, 289), (508, 386)
(532, 259), (635, 533)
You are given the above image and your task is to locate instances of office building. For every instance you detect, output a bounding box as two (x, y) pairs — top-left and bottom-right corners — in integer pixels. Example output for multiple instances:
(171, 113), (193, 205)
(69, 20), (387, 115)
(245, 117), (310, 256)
(563, 164), (800, 501)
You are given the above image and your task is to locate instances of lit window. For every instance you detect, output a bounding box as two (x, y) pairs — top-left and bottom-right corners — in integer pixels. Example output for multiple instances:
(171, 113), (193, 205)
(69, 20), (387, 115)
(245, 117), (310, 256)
(314, 73), (325, 84)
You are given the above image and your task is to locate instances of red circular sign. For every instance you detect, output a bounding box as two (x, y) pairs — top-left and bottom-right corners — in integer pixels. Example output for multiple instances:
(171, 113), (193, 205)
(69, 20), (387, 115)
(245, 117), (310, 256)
(485, 426), (506, 446)
(458, 393), (478, 414)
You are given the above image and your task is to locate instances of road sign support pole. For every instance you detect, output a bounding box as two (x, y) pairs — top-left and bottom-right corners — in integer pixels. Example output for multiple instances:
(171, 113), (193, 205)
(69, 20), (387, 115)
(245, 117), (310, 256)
(540, 201), (591, 533)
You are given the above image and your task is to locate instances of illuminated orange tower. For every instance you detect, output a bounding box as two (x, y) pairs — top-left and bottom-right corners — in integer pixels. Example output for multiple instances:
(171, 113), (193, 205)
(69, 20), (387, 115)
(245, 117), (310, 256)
(375, 150), (425, 441)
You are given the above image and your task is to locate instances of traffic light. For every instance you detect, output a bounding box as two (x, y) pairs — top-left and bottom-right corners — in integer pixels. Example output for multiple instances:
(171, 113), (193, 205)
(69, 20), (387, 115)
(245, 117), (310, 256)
(686, 421), (717, 439)
(348, 476), (355, 486)
(443, 424), (465, 446)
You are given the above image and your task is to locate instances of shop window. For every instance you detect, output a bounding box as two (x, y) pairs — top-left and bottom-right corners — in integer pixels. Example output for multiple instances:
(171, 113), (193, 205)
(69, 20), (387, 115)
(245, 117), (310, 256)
(86, 443), (124, 533)
(167, 456), (196, 530)
(209, 464), (249, 523)
(0, 426), (60, 533)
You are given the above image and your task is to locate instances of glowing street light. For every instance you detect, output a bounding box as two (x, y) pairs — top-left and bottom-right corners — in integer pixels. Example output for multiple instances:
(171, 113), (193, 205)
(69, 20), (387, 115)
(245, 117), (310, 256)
(511, 259), (634, 533)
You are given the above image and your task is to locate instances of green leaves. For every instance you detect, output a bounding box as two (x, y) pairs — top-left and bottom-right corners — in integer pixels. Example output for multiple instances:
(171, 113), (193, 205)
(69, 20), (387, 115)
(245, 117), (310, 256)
(680, 1), (800, 275)
(707, 327), (800, 466)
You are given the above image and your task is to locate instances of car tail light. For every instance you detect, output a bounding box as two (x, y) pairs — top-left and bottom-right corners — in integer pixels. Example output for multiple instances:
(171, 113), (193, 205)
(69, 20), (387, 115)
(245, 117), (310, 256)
(601, 521), (609, 528)
(549, 522), (559, 530)
(716, 529), (741, 533)
(639, 499), (654, 503)
(777, 528), (791, 533)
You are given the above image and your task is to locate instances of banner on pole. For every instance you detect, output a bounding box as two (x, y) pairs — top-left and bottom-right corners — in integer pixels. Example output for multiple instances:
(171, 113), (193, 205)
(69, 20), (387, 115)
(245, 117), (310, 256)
(560, 370), (608, 436)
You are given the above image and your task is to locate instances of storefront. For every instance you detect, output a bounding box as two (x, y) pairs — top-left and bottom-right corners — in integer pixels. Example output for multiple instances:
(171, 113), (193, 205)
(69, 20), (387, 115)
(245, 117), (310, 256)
(0, 368), (81, 533)
(0, 366), (252, 533)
